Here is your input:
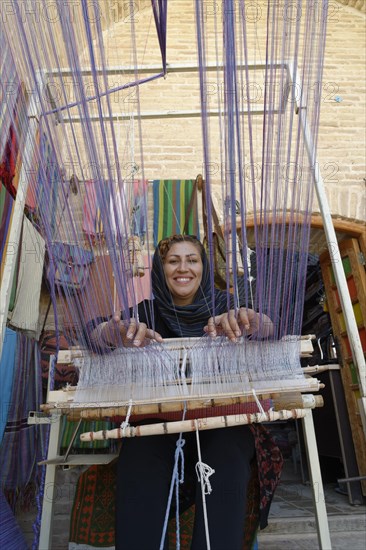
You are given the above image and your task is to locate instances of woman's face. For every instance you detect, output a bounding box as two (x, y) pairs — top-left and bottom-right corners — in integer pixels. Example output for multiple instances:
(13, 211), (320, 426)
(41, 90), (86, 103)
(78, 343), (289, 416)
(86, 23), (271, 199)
(163, 241), (203, 306)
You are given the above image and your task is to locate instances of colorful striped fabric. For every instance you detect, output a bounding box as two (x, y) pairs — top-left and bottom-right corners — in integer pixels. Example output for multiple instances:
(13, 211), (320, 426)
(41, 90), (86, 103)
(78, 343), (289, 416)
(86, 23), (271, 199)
(153, 179), (200, 246)
(60, 416), (113, 450)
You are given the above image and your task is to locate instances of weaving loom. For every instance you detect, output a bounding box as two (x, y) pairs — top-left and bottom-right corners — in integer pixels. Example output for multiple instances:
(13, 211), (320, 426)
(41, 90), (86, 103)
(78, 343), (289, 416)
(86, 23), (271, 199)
(0, 1), (347, 548)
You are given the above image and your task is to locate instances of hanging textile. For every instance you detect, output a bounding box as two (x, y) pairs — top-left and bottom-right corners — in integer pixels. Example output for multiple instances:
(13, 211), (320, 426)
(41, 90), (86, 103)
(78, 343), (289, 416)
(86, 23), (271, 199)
(82, 179), (105, 240)
(40, 331), (78, 391)
(131, 179), (148, 243)
(60, 417), (113, 451)
(69, 463), (117, 549)
(48, 242), (94, 291)
(0, 333), (44, 509)
(153, 179), (200, 246)
(9, 217), (45, 338)
(0, 491), (28, 550)
(0, 328), (17, 445)
(0, 83), (28, 198)
(24, 128), (40, 211)
(0, 183), (19, 310)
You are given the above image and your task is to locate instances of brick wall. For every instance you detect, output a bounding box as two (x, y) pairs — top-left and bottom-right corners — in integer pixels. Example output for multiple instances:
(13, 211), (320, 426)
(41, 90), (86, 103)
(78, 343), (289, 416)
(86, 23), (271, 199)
(317, 0), (366, 221)
(99, 0), (365, 225)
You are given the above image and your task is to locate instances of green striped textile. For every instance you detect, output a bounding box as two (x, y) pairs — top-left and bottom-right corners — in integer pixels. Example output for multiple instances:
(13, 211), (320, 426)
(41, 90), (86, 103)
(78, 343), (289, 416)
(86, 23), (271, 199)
(153, 179), (200, 246)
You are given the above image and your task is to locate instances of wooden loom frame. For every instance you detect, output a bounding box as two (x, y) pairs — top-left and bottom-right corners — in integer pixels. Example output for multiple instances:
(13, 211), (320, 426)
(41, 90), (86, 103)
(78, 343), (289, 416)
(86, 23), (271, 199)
(2, 59), (364, 549)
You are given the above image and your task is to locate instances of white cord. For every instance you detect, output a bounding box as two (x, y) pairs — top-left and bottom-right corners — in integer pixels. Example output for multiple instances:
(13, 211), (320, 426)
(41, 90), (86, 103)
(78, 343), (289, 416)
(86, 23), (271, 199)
(195, 420), (214, 550)
(252, 388), (265, 416)
(120, 399), (133, 436)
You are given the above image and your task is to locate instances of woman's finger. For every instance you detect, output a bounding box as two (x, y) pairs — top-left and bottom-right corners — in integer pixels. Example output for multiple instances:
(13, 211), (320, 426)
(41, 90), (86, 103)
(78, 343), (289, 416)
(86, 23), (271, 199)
(130, 322), (148, 346)
(238, 307), (252, 330)
(216, 314), (238, 342)
(145, 328), (164, 343)
(125, 318), (138, 340)
(205, 316), (218, 337)
(226, 310), (241, 336)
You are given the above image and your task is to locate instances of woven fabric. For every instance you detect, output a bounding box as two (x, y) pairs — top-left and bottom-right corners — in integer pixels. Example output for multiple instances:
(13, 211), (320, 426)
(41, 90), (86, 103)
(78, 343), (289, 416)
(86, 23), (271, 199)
(40, 331), (78, 390)
(0, 183), (19, 309)
(0, 333), (44, 508)
(0, 491), (28, 550)
(153, 180), (200, 246)
(0, 328), (17, 444)
(0, 84), (28, 199)
(69, 464), (117, 547)
(60, 417), (113, 451)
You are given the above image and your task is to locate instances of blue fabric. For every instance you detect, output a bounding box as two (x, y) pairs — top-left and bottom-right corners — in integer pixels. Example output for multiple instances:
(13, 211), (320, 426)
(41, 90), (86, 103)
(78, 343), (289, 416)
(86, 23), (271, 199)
(0, 328), (17, 444)
(0, 491), (28, 550)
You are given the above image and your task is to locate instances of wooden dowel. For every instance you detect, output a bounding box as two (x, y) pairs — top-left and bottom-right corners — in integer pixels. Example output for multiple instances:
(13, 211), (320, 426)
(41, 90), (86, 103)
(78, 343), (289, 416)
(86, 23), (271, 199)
(79, 408), (308, 441)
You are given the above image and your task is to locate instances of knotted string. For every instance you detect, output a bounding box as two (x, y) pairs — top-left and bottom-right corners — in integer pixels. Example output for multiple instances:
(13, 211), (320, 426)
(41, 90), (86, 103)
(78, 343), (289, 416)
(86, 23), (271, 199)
(195, 461), (215, 496)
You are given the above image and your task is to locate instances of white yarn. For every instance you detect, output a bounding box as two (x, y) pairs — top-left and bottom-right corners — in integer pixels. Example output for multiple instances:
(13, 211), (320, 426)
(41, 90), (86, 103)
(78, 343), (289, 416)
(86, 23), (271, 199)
(251, 388), (265, 415)
(194, 420), (213, 550)
(120, 399), (133, 436)
(73, 337), (305, 405)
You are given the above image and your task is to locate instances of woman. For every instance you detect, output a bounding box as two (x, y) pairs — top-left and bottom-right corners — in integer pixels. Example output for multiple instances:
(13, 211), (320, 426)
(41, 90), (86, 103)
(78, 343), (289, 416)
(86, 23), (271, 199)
(91, 235), (282, 550)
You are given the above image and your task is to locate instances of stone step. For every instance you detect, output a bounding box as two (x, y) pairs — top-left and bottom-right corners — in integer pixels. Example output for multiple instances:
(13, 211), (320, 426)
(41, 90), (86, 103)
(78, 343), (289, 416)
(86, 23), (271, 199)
(257, 531), (366, 550)
(262, 514), (366, 535)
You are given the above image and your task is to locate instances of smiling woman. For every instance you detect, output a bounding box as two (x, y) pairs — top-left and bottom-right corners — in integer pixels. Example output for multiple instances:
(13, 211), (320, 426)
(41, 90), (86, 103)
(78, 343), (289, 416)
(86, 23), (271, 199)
(87, 234), (280, 550)
(91, 234), (272, 348)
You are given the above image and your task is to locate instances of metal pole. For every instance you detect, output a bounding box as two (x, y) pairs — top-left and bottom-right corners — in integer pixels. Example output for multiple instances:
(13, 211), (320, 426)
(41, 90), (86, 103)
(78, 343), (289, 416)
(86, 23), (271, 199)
(46, 61), (285, 77)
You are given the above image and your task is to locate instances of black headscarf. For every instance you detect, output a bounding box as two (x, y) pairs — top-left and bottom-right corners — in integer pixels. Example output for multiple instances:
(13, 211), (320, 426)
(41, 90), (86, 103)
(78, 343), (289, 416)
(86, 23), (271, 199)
(150, 239), (233, 337)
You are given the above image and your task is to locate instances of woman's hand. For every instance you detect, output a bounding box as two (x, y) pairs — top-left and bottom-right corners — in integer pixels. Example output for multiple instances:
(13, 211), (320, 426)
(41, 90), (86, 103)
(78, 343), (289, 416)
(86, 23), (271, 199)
(96, 313), (163, 348)
(204, 308), (274, 342)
